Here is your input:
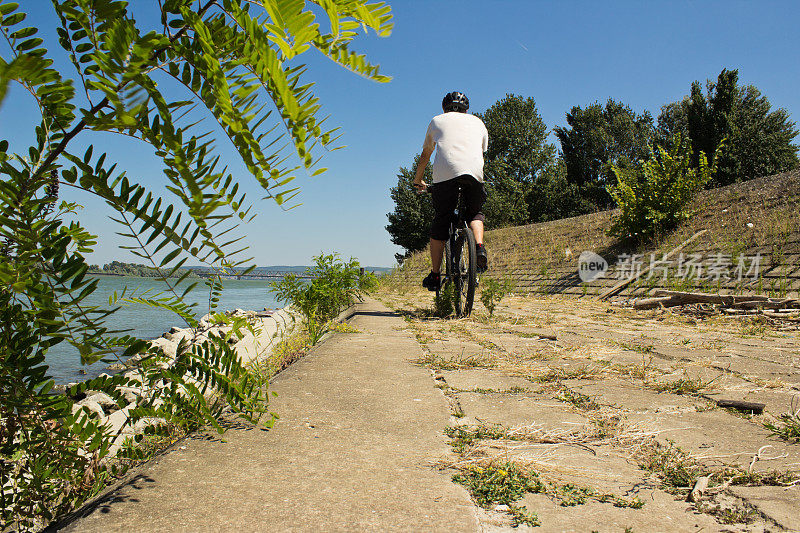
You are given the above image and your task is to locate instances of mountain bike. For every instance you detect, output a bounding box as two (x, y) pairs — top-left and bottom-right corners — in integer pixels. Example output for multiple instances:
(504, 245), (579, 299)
(427, 183), (477, 317)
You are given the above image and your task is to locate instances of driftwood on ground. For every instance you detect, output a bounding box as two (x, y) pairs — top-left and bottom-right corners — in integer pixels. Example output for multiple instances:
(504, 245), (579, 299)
(716, 399), (766, 414)
(633, 290), (799, 312)
(687, 475), (711, 503)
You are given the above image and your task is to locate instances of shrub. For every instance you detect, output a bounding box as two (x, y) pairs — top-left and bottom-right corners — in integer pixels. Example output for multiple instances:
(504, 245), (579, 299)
(480, 277), (515, 316)
(271, 254), (376, 344)
(607, 134), (722, 241)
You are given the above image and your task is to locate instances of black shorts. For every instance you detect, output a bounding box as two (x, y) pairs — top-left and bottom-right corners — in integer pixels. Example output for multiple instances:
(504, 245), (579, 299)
(430, 175), (487, 241)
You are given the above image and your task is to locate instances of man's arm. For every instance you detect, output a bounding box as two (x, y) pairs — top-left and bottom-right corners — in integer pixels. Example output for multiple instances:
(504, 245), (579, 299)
(413, 144), (434, 189)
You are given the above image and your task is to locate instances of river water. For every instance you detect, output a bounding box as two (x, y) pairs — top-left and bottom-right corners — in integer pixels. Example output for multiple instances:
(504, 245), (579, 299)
(46, 276), (281, 384)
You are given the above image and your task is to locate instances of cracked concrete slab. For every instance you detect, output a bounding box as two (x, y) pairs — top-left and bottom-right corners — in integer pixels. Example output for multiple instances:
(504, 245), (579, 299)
(728, 485), (800, 531)
(454, 391), (589, 431)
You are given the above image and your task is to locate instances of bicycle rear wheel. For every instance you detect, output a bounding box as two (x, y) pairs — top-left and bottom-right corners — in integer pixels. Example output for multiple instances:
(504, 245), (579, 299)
(452, 227), (477, 317)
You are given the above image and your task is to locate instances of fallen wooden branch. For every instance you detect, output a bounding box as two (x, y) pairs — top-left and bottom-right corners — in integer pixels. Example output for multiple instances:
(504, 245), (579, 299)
(633, 296), (674, 310)
(652, 290), (772, 305)
(687, 475), (710, 503)
(633, 290), (800, 312)
(735, 299), (798, 310)
(722, 308), (760, 315)
(716, 399), (765, 414)
(766, 314), (800, 323)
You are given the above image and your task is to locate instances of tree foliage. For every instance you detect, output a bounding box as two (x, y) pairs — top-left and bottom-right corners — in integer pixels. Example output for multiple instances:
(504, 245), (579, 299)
(89, 260), (199, 278)
(385, 155), (433, 262)
(0, 0), (392, 528)
(555, 99), (654, 209)
(658, 68), (799, 186)
(476, 94), (557, 228)
(607, 134), (722, 241)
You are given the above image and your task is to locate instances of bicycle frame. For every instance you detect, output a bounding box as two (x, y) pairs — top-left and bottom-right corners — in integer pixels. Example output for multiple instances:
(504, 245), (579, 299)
(438, 184), (477, 317)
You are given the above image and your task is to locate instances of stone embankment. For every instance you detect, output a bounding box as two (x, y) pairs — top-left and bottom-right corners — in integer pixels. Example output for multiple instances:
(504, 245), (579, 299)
(68, 307), (298, 456)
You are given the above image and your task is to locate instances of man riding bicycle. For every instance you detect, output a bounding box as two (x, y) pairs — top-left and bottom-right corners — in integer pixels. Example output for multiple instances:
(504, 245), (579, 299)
(413, 91), (489, 291)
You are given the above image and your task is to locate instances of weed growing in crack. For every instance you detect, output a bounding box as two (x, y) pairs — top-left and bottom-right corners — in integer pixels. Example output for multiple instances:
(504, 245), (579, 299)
(740, 315), (769, 337)
(695, 503), (758, 525)
(434, 282), (456, 318)
(763, 398), (800, 443)
(414, 350), (495, 371)
(507, 504), (540, 527)
(452, 462), (545, 507)
(717, 468), (797, 487)
(652, 376), (713, 395)
(454, 386), (531, 395)
(445, 425), (519, 453)
(530, 366), (599, 383)
(554, 483), (593, 506)
(637, 440), (702, 494)
(448, 323), (503, 352)
(618, 340), (655, 354)
(480, 277), (515, 317)
(557, 388), (600, 411)
(453, 461), (645, 512)
(447, 427), (646, 514)
(590, 414), (623, 439)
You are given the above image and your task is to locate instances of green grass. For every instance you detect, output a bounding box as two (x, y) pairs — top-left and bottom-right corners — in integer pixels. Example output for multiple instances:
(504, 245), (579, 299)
(557, 387), (600, 411)
(764, 410), (800, 443)
(716, 508), (758, 525)
(652, 376), (709, 395)
(695, 503), (758, 525)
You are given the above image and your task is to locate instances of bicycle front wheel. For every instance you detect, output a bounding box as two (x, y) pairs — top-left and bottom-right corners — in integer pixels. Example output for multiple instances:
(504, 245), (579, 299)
(452, 227), (477, 317)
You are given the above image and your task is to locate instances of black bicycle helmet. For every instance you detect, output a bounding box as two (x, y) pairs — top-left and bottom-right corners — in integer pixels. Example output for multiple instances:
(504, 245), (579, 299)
(442, 91), (469, 112)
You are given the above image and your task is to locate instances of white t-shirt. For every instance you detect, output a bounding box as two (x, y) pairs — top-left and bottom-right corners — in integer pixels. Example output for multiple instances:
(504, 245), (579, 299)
(423, 112), (489, 184)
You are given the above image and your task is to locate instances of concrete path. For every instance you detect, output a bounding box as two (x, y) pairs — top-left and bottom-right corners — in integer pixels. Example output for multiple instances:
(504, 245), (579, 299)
(60, 300), (477, 532)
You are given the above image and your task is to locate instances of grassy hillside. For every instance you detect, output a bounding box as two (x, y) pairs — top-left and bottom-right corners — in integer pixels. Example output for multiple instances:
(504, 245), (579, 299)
(387, 170), (800, 297)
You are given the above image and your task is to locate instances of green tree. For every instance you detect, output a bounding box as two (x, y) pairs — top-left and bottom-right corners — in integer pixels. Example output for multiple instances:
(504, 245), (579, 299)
(555, 99), (654, 209)
(0, 1), (391, 528)
(385, 155), (434, 262)
(530, 159), (595, 223)
(658, 68), (799, 186)
(655, 99), (689, 150)
(476, 94), (558, 227)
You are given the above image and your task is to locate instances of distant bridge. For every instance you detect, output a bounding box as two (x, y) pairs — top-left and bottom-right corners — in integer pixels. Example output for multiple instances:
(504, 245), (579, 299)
(208, 267), (371, 281)
(216, 271), (315, 280)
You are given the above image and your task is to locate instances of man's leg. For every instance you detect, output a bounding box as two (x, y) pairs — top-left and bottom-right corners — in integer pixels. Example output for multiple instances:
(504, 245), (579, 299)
(469, 219), (484, 245)
(429, 238), (445, 273)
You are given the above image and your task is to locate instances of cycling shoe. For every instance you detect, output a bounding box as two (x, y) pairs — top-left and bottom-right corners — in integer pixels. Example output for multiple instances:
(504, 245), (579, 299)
(476, 244), (488, 273)
(422, 271), (440, 291)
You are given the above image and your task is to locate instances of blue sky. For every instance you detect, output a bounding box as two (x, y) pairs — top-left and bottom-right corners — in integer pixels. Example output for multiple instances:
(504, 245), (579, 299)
(1, 1), (798, 267)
